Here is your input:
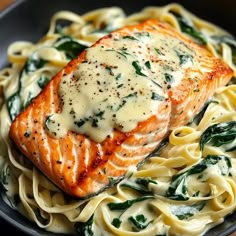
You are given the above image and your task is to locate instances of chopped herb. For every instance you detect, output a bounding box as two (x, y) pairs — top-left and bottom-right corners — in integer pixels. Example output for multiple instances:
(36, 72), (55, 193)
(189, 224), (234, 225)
(105, 66), (114, 76)
(112, 218), (122, 228)
(155, 48), (164, 56)
(175, 50), (193, 65)
(123, 35), (138, 41)
(164, 73), (174, 83)
(112, 100), (127, 112)
(91, 118), (99, 127)
(123, 92), (138, 99)
(151, 92), (165, 101)
(117, 84), (124, 88)
(132, 61), (147, 77)
(75, 119), (87, 127)
(118, 48), (133, 57)
(115, 48), (133, 58)
(144, 61), (151, 69)
(115, 73), (122, 80)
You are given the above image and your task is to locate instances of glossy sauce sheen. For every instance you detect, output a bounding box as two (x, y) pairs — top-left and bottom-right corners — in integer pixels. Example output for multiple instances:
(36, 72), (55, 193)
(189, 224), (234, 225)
(9, 20), (233, 198)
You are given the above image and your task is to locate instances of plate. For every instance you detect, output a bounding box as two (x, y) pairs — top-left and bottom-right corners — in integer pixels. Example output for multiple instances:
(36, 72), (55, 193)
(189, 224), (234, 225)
(0, 0), (236, 235)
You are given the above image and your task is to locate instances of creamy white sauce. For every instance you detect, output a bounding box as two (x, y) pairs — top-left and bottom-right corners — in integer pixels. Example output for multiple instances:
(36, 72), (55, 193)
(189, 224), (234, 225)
(46, 30), (196, 142)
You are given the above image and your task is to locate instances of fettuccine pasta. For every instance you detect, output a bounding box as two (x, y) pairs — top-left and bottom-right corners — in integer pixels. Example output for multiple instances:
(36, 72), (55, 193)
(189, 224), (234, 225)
(1, 3), (236, 235)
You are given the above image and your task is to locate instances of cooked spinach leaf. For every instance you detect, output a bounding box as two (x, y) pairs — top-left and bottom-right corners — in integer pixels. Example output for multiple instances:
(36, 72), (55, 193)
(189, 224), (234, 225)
(200, 121), (236, 151)
(112, 218), (122, 228)
(75, 214), (94, 236)
(164, 73), (174, 83)
(128, 214), (153, 230)
(23, 56), (47, 74)
(107, 196), (154, 211)
(166, 155), (231, 200)
(7, 92), (21, 121)
(37, 75), (50, 89)
(171, 11), (207, 45)
(144, 61), (151, 69)
(7, 54), (48, 120)
(54, 35), (88, 60)
(132, 61), (147, 77)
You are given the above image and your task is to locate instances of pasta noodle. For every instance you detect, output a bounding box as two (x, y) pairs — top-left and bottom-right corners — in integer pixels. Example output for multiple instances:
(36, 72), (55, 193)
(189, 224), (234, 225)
(1, 3), (236, 235)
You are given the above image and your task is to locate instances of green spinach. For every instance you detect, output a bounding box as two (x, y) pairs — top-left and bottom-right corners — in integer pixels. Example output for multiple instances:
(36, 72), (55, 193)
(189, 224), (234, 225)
(54, 35), (88, 60)
(171, 11), (207, 45)
(75, 214), (94, 236)
(107, 196), (154, 211)
(128, 214), (153, 230)
(200, 121), (236, 151)
(166, 155), (231, 200)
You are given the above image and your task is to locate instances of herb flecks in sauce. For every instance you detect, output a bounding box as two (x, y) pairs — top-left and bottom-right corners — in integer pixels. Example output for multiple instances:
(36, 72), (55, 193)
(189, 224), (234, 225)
(46, 30), (196, 142)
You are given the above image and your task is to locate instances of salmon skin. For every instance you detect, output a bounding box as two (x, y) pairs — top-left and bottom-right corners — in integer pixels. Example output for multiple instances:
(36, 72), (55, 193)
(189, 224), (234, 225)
(9, 19), (233, 199)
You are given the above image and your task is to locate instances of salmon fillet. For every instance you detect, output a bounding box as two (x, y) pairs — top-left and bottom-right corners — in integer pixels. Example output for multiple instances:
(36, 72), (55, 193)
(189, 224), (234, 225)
(9, 19), (233, 198)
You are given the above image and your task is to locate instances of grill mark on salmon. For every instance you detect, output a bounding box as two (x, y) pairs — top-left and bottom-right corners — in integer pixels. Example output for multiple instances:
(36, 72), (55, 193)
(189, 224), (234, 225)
(9, 19), (233, 198)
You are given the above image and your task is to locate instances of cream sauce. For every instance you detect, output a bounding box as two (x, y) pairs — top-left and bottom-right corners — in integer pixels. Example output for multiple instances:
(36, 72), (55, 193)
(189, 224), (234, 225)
(46, 30), (196, 142)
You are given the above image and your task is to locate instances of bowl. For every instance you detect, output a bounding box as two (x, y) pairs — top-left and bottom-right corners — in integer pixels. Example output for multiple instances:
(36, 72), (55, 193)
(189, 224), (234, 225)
(0, 0), (236, 235)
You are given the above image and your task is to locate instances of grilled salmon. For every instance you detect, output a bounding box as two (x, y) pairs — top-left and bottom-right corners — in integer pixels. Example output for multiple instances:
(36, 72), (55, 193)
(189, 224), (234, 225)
(9, 19), (233, 198)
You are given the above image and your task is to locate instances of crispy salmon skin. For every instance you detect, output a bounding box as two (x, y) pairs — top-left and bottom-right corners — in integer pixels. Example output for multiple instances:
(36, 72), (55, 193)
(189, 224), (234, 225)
(9, 19), (233, 198)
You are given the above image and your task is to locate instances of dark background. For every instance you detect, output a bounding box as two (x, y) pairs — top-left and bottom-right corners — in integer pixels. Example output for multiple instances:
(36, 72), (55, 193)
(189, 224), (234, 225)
(0, 0), (236, 235)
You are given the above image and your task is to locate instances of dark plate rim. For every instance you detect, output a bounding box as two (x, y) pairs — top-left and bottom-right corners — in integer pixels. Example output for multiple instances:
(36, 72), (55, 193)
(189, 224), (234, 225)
(0, 0), (236, 235)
